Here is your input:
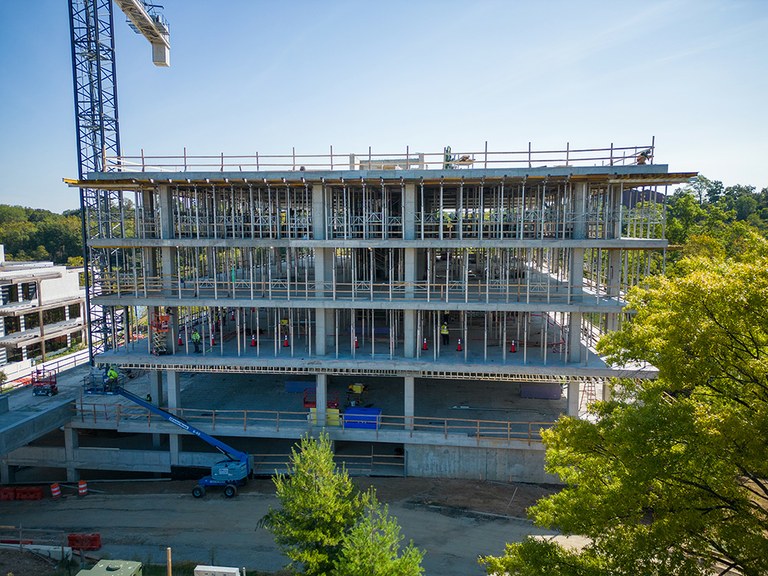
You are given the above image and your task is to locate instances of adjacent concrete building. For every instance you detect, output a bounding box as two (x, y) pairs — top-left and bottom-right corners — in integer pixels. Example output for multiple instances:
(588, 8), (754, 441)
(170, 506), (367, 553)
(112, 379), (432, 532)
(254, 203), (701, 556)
(0, 246), (86, 379)
(5, 143), (694, 483)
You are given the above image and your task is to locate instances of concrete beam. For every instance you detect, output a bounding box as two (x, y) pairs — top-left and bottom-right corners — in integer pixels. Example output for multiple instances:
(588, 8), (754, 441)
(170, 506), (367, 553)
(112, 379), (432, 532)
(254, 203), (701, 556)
(0, 399), (74, 455)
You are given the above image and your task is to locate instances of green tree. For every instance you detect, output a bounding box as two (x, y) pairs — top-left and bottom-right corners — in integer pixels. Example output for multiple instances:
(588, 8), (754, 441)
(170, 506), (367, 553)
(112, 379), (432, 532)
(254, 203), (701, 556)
(334, 491), (424, 576)
(481, 244), (768, 575)
(261, 433), (364, 575)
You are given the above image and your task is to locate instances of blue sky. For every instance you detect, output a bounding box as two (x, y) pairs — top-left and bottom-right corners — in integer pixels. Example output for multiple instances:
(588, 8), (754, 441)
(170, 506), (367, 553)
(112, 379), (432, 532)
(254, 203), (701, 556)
(0, 0), (766, 213)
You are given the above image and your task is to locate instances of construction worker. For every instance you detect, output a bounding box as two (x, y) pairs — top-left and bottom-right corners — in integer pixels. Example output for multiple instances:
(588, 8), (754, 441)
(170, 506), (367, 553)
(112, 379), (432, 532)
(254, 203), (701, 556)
(191, 328), (201, 353)
(105, 366), (119, 391)
(441, 322), (450, 346)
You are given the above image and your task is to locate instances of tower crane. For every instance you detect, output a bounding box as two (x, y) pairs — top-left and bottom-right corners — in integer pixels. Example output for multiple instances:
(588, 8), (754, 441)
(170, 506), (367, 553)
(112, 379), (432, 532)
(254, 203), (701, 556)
(67, 0), (170, 361)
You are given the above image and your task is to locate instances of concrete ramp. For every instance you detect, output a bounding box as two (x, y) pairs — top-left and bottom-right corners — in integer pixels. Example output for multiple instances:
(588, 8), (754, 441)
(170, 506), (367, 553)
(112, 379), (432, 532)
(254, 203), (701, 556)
(0, 398), (73, 455)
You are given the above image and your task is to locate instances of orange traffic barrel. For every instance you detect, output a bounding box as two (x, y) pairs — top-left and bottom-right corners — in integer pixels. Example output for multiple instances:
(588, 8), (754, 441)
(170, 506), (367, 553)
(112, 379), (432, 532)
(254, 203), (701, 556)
(78, 480), (88, 497)
(50, 482), (62, 499)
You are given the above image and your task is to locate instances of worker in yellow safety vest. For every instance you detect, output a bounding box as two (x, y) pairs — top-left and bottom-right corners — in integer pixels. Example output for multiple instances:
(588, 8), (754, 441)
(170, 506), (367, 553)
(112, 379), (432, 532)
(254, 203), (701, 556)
(191, 329), (201, 353)
(441, 322), (449, 346)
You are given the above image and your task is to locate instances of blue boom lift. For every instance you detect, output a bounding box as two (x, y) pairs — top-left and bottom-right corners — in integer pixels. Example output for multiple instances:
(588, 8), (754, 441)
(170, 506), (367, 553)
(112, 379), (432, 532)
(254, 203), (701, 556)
(114, 387), (250, 498)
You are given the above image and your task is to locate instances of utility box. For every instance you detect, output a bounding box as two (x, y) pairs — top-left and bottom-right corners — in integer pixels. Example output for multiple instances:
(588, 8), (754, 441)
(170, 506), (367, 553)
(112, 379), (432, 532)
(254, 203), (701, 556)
(76, 560), (142, 576)
(194, 566), (241, 576)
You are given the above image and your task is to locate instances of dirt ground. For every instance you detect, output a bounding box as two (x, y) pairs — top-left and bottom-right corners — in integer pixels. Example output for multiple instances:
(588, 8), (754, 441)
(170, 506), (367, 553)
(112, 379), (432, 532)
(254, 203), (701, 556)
(0, 477), (559, 576)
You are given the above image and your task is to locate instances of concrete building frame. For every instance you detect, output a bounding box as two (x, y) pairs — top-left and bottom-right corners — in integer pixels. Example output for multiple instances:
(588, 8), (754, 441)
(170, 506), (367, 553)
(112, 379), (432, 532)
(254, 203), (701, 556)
(45, 144), (694, 482)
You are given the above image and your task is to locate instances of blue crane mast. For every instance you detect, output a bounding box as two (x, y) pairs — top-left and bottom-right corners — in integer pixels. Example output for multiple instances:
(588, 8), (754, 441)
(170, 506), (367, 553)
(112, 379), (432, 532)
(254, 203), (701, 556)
(115, 386), (250, 498)
(67, 0), (169, 362)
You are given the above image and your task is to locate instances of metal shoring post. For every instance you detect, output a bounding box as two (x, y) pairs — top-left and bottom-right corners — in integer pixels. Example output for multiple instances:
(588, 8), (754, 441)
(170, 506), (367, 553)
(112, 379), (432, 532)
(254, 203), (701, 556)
(362, 178), (368, 238)
(273, 309), (278, 357)
(236, 305), (241, 357)
(390, 310), (394, 359)
(543, 311), (548, 364)
(439, 179), (444, 241)
(445, 249), (450, 303)
(426, 248), (431, 303)
(212, 248), (218, 300)
(416, 309), (421, 359)
(342, 179), (349, 239)
(218, 307), (224, 355)
(332, 249), (337, 301)
(433, 311), (437, 361)
(249, 247), (254, 301)
(419, 180), (425, 239)
(289, 308), (294, 358)
(479, 178), (484, 240)
(369, 248), (374, 301)
(523, 312), (528, 365)
(464, 249), (469, 304)
(370, 307), (375, 359)
(211, 184), (219, 239)
(499, 178), (505, 238)
(388, 248), (393, 301)
(176, 249), (182, 301)
(268, 248), (273, 300)
(229, 185), (235, 239)
(519, 180), (525, 240)
(458, 179), (464, 241)
(351, 308), (356, 358)
(286, 247), (292, 301)
(463, 310), (468, 362)
(503, 311), (507, 363)
(381, 179), (387, 239)
(351, 249), (357, 301)
(505, 249), (511, 304)
(255, 302), (260, 357)
(485, 248), (493, 304)
(484, 312), (488, 362)
(525, 248), (531, 305)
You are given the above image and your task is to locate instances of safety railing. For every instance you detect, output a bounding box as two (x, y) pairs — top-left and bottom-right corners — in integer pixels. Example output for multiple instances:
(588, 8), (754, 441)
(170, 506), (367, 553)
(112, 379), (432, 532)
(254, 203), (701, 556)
(93, 275), (619, 305)
(103, 141), (655, 173)
(74, 402), (554, 447)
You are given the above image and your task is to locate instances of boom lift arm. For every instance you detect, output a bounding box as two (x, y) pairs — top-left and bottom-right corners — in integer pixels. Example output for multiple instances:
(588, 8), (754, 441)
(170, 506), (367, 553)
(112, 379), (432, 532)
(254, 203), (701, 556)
(115, 387), (250, 497)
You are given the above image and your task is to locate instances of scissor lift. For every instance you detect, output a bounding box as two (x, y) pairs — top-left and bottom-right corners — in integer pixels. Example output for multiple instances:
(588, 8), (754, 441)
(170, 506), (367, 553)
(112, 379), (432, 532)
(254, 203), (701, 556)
(31, 368), (58, 396)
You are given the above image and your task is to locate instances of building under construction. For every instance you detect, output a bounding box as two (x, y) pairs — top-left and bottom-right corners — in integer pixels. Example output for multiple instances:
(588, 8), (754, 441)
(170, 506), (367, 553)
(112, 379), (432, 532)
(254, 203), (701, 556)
(40, 143), (692, 482)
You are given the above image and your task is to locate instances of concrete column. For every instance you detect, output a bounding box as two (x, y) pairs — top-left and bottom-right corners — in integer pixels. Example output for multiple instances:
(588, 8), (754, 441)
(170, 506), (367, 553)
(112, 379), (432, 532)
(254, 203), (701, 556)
(567, 187), (585, 363)
(567, 381), (580, 417)
(315, 308), (326, 355)
(166, 370), (181, 466)
(602, 381), (612, 403)
(404, 376), (414, 430)
(311, 182), (326, 240)
(65, 305), (72, 347)
(64, 424), (79, 482)
(149, 370), (163, 405)
(403, 183), (416, 240)
(573, 183), (588, 240)
(404, 247), (417, 358)
(149, 370), (163, 448)
(19, 312), (26, 360)
(315, 373), (327, 427)
(567, 312), (582, 364)
(606, 249), (623, 332)
(610, 184), (623, 239)
(0, 460), (15, 484)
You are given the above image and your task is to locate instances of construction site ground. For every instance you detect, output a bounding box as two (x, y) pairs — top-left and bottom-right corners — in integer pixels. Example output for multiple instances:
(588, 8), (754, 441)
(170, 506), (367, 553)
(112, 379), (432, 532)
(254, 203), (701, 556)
(0, 477), (559, 576)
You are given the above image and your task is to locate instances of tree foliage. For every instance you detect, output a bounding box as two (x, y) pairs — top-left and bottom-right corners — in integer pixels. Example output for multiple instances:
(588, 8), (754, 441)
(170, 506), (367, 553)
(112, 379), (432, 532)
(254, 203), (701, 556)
(334, 491), (424, 576)
(482, 243), (768, 575)
(261, 433), (423, 576)
(0, 204), (82, 264)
